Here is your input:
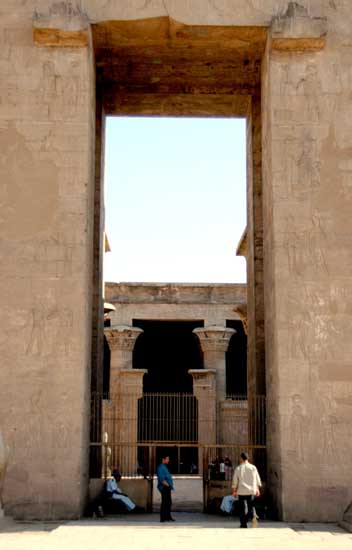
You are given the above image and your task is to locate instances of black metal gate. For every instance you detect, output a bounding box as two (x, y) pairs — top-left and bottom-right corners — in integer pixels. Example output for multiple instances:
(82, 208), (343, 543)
(90, 391), (266, 479)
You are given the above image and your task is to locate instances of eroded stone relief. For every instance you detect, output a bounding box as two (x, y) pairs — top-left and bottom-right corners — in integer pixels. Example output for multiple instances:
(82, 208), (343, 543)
(0, 124), (59, 241)
(288, 394), (306, 463)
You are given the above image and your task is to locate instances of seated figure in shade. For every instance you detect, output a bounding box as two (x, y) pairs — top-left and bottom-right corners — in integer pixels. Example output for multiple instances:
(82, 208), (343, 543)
(105, 469), (143, 513)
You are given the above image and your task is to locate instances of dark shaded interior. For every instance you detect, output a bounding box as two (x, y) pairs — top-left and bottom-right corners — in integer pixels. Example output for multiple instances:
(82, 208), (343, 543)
(132, 319), (204, 392)
(226, 319), (247, 396)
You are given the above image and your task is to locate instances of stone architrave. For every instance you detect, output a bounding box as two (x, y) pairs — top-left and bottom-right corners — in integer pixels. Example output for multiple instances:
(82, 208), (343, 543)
(104, 325), (145, 474)
(193, 326), (235, 404)
(189, 369), (216, 474)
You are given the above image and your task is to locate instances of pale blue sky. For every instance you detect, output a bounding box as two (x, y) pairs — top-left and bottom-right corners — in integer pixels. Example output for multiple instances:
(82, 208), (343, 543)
(104, 117), (247, 283)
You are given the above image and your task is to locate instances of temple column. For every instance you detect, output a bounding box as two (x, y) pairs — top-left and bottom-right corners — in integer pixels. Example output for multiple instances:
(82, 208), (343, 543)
(193, 326), (235, 450)
(189, 369), (216, 474)
(193, 326), (235, 404)
(104, 325), (144, 394)
(104, 325), (146, 474)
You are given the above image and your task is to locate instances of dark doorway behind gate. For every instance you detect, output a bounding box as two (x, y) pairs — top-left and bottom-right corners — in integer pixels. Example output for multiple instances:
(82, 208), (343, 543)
(132, 319), (204, 392)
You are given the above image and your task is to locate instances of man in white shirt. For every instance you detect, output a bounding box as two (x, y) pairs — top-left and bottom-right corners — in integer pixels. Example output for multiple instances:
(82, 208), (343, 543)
(106, 469), (137, 512)
(232, 452), (262, 528)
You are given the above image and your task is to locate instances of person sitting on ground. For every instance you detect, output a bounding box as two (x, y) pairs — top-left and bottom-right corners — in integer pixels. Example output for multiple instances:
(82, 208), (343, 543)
(105, 469), (144, 513)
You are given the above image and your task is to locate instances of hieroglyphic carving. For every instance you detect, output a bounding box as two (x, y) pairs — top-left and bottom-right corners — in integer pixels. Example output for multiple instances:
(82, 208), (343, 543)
(26, 298), (74, 357)
(296, 63), (321, 122)
(308, 210), (328, 275)
(288, 312), (341, 363)
(282, 210), (329, 278)
(296, 131), (321, 192)
(283, 279), (344, 364)
(319, 394), (338, 457)
(283, 216), (305, 278)
(54, 308), (73, 355)
(289, 311), (313, 361)
(312, 315), (340, 361)
(41, 60), (86, 119)
(288, 394), (306, 463)
(26, 302), (52, 356)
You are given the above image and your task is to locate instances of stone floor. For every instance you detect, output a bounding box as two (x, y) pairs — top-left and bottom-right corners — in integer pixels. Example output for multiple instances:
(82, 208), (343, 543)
(1, 513), (352, 550)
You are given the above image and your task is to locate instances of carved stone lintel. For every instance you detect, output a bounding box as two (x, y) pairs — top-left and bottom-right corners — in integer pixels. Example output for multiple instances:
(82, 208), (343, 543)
(193, 326), (235, 353)
(33, 2), (90, 47)
(271, 2), (327, 52)
(104, 325), (143, 352)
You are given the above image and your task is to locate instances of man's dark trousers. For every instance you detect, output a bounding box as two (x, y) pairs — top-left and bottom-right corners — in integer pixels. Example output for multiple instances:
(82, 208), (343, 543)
(238, 495), (255, 527)
(160, 486), (172, 521)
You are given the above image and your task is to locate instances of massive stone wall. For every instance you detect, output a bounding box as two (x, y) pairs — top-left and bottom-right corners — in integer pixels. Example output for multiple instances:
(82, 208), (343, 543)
(0, 0), (351, 521)
(0, 1), (96, 518)
(262, 3), (352, 521)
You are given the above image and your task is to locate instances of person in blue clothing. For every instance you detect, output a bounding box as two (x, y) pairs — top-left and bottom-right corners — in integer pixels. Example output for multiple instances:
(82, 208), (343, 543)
(156, 455), (175, 522)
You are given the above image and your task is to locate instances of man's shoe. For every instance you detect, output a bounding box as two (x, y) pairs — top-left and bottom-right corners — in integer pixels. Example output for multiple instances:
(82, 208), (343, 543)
(168, 517), (176, 521)
(252, 516), (258, 528)
(240, 525), (247, 528)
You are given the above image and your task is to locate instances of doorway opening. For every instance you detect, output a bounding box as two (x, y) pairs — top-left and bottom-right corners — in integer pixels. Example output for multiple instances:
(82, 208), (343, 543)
(90, 17), (267, 508)
(133, 319), (203, 392)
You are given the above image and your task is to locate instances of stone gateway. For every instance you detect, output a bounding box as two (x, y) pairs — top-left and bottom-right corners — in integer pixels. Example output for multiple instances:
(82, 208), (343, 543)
(0, 0), (352, 524)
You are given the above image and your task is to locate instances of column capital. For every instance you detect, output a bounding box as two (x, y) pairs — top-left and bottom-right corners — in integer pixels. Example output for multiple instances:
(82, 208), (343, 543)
(117, 369), (147, 397)
(104, 325), (143, 352)
(270, 3), (327, 52)
(189, 369), (216, 391)
(193, 326), (235, 353)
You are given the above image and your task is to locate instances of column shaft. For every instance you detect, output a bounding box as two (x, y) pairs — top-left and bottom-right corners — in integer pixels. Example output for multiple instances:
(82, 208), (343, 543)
(189, 369), (216, 474)
(104, 326), (144, 474)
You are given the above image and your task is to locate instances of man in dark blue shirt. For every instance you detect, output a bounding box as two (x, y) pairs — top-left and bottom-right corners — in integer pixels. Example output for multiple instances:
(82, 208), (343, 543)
(156, 455), (175, 522)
